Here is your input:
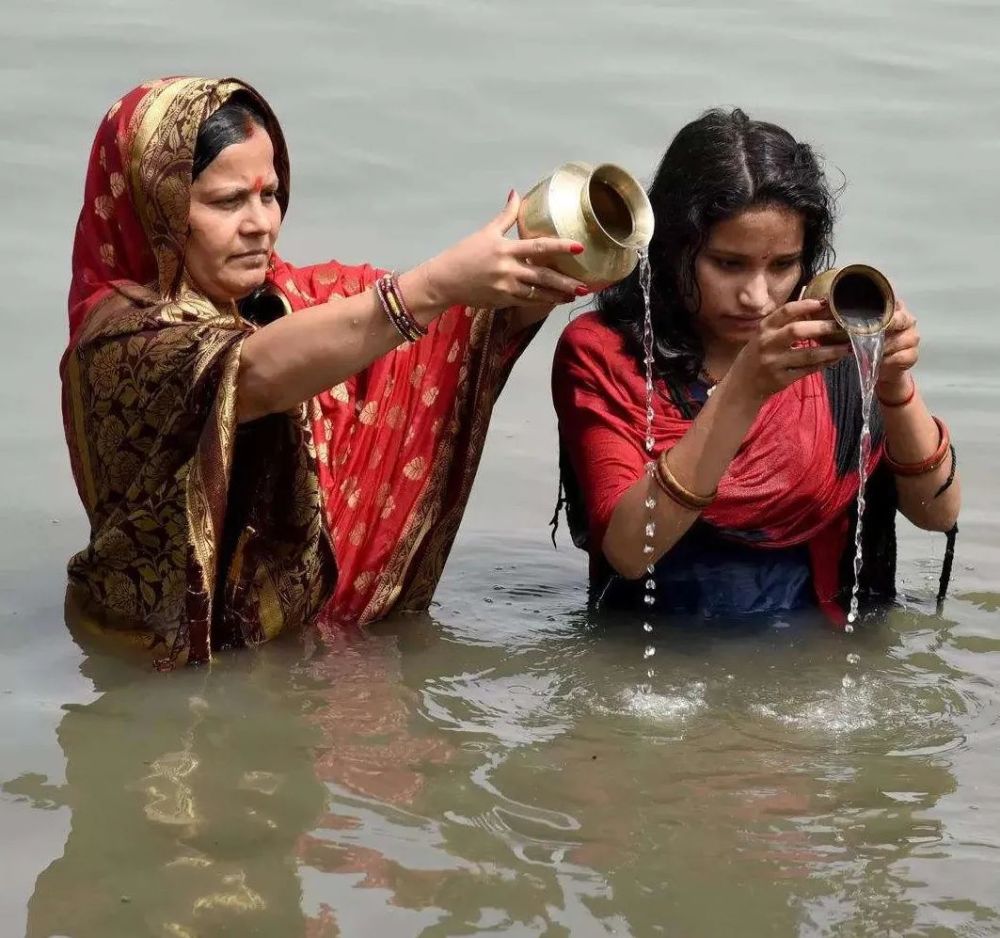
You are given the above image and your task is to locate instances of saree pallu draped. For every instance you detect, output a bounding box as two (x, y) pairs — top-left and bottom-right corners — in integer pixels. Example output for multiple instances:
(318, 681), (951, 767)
(552, 312), (892, 622)
(62, 76), (530, 668)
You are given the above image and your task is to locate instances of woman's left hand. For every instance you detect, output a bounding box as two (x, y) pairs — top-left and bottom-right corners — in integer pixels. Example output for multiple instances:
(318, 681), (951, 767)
(877, 299), (920, 396)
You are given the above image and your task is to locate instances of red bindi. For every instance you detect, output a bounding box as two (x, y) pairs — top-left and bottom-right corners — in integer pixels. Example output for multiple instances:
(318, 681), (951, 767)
(252, 176), (264, 194)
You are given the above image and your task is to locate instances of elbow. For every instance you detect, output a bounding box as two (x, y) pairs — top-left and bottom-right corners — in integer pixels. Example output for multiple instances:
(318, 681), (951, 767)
(911, 508), (961, 534)
(901, 493), (961, 534)
(601, 541), (648, 582)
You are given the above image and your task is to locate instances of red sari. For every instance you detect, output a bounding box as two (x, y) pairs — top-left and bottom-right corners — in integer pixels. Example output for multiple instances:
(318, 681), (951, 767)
(62, 77), (531, 666)
(552, 312), (887, 621)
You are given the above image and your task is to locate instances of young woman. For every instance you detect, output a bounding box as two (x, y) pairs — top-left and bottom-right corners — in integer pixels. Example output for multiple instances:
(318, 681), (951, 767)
(552, 109), (959, 623)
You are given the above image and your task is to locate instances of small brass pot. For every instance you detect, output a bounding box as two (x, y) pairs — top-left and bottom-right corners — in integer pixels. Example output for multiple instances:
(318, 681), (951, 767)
(802, 264), (895, 335)
(518, 162), (654, 290)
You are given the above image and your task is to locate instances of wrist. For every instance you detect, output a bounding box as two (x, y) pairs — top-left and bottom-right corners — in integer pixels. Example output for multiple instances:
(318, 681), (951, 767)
(398, 263), (449, 326)
(876, 373), (915, 406)
(719, 357), (767, 415)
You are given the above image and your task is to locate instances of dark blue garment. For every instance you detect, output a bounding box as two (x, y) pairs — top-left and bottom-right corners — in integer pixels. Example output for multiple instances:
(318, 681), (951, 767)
(594, 521), (813, 618)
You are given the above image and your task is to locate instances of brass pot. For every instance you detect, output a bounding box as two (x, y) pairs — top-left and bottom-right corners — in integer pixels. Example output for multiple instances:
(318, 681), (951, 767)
(518, 162), (655, 289)
(802, 264), (895, 335)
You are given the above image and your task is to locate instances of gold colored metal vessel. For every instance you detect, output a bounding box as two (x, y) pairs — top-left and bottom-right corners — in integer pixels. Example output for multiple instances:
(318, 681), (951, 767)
(518, 162), (654, 289)
(802, 264), (895, 335)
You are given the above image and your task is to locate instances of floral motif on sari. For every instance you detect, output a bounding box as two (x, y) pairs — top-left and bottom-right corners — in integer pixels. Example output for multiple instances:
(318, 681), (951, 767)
(63, 77), (536, 666)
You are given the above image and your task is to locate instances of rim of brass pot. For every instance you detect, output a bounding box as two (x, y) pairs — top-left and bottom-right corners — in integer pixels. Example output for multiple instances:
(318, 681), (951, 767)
(580, 163), (655, 251)
(804, 264), (895, 336)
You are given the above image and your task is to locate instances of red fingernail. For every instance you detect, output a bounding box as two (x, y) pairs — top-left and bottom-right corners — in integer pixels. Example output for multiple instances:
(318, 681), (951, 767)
(570, 243), (585, 255)
(575, 286), (591, 297)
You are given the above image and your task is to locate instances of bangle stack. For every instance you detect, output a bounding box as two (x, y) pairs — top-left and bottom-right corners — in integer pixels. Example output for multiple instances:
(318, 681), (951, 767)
(375, 272), (427, 343)
(884, 415), (951, 477)
(653, 447), (717, 511)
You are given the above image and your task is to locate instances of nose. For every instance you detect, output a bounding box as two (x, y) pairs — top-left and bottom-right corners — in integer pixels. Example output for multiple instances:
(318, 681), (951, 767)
(737, 271), (770, 314)
(240, 196), (271, 237)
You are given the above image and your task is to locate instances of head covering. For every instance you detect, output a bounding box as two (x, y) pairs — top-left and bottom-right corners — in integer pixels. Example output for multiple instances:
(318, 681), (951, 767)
(62, 79), (333, 667)
(68, 76), (289, 341)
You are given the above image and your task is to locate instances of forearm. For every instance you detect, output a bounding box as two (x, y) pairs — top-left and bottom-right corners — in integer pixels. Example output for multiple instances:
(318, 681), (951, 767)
(602, 374), (762, 578)
(879, 376), (961, 531)
(236, 266), (445, 422)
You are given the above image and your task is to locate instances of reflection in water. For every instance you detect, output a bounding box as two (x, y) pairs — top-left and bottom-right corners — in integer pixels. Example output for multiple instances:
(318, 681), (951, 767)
(13, 596), (328, 937)
(4, 568), (998, 936)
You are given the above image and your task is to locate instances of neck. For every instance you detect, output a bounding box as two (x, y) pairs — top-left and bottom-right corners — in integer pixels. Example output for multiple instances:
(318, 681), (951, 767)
(701, 339), (745, 382)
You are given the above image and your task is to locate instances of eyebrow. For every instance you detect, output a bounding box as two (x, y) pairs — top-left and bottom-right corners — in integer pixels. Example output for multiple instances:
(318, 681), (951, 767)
(707, 248), (803, 261)
(203, 180), (279, 199)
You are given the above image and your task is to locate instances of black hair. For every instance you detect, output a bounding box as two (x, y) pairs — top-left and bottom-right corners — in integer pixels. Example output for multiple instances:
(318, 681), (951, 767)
(192, 92), (284, 323)
(598, 107), (837, 386)
(192, 91), (269, 182)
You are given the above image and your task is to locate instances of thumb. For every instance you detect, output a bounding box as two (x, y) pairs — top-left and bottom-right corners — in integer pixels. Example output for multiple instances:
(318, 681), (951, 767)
(492, 189), (521, 233)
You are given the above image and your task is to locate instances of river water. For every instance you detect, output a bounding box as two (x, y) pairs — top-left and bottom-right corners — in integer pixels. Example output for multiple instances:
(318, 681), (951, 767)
(1, 0), (998, 934)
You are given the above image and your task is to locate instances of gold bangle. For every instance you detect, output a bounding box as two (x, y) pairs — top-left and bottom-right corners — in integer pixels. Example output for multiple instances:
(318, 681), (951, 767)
(653, 448), (717, 511)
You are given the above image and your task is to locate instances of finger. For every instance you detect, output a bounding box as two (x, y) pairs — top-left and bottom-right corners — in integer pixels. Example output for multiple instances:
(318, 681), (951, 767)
(520, 263), (589, 299)
(885, 308), (915, 334)
(493, 190), (521, 235)
(882, 332), (919, 357)
(780, 319), (848, 345)
(509, 236), (585, 259)
(781, 343), (851, 369)
(783, 362), (830, 383)
(880, 350), (918, 371)
(514, 283), (570, 307)
(766, 298), (829, 329)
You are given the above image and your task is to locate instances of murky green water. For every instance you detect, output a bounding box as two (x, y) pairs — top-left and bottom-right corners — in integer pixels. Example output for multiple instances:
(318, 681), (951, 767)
(2, 0), (998, 934)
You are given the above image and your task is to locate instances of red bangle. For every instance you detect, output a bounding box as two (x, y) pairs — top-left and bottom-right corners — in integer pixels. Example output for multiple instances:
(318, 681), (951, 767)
(375, 272), (427, 342)
(884, 416), (951, 477)
(877, 376), (916, 408)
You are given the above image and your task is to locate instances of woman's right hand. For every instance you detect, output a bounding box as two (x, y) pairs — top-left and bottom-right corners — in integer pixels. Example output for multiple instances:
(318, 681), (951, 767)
(728, 297), (850, 402)
(413, 191), (590, 314)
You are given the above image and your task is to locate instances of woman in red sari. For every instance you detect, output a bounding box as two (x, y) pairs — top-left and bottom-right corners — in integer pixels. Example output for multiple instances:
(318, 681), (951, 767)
(552, 109), (961, 624)
(62, 77), (590, 667)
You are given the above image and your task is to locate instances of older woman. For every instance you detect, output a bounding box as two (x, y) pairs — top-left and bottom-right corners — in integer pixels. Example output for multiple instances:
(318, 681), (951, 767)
(62, 77), (589, 667)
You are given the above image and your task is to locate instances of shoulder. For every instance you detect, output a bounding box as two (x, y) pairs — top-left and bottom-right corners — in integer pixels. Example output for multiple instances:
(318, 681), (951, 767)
(554, 311), (626, 364)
